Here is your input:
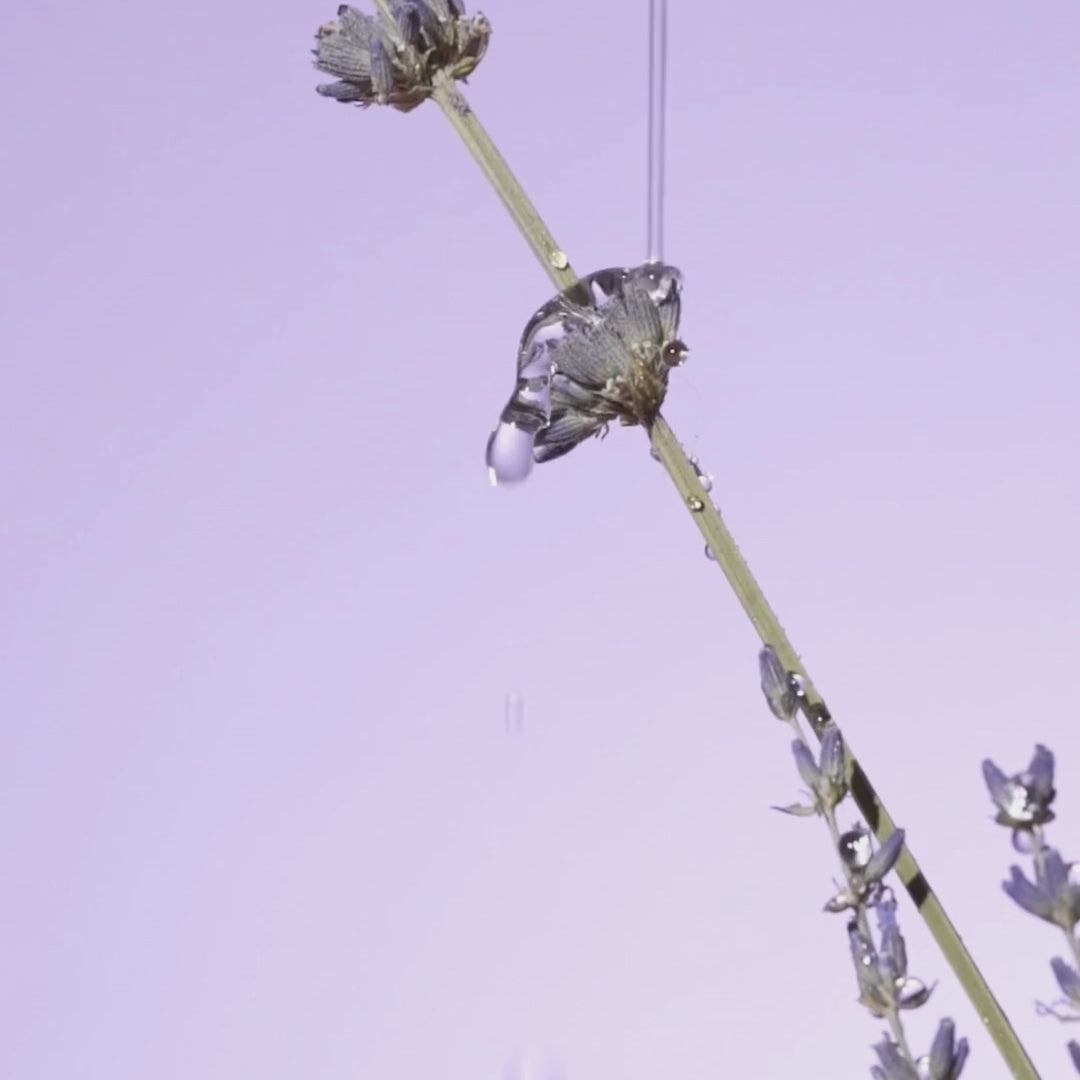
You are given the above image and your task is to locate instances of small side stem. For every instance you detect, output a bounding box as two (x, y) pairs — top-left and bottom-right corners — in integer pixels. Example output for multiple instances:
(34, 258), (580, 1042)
(886, 1009), (918, 1066)
(367, 26), (1041, 1079)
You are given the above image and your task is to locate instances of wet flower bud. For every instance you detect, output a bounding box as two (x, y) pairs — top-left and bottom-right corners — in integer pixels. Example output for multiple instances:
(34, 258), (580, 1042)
(485, 262), (685, 484)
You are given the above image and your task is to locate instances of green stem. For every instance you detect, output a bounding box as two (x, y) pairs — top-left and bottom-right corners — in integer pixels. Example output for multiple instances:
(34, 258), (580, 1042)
(887, 1009), (918, 1067)
(365, 12), (1042, 1076)
(372, 0), (576, 290)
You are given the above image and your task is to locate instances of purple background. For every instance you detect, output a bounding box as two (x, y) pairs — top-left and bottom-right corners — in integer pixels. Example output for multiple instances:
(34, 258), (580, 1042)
(3, 1), (1079, 1077)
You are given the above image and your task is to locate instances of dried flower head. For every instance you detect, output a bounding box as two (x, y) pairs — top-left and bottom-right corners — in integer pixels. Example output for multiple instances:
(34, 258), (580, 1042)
(313, 1), (491, 111)
(485, 262), (685, 483)
(982, 744), (1056, 832)
(1002, 847), (1080, 932)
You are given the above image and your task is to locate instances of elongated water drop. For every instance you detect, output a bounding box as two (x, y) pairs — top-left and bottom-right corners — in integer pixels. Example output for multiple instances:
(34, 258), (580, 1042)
(646, 0), (668, 263)
(504, 690), (524, 734)
(486, 423), (536, 485)
(503, 1048), (566, 1080)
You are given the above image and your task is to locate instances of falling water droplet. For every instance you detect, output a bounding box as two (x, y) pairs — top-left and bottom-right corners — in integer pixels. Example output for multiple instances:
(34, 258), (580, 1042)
(686, 495), (705, 512)
(503, 1048), (566, 1080)
(504, 691), (524, 734)
(486, 423), (536, 485)
(704, 544), (715, 561)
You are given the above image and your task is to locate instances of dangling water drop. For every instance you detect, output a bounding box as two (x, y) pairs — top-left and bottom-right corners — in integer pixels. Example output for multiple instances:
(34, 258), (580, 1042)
(650, 446), (662, 462)
(504, 690), (524, 734)
(704, 544), (715, 561)
(686, 495), (705, 512)
(486, 423), (536, 485)
(503, 1048), (566, 1080)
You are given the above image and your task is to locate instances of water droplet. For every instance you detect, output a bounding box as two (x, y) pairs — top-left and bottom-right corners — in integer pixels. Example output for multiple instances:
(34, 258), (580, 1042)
(504, 691), (524, 734)
(650, 446), (662, 462)
(704, 544), (715, 560)
(662, 339), (688, 367)
(486, 423), (536, 485)
(686, 495), (705, 512)
(690, 456), (714, 493)
(503, 1049), (566, 1080)
(549, 249), (569, 270)
(839, 826), (874, 870)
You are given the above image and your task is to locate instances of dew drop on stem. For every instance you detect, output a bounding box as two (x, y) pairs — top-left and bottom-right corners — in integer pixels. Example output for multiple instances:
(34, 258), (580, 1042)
(690, 455), (714, 493)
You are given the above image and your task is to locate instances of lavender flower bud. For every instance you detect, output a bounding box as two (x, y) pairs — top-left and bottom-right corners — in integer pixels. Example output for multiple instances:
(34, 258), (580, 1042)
(759, 644), (797, 722)
(1052, 956), (1080, 1009)
(1003, 848), (1080, 931)
(923, 1018), (969, 1080)
(870, 1038), (918, 1080)
(982, 744), (1056, 831)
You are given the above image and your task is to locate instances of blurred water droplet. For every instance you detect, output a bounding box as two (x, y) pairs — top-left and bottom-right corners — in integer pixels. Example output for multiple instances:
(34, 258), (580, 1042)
(686, 495), (705, 511)
(549, 249), (569, 270)
(486, 423), (536, 485)
(650, 446), (662, 462)
(690, 456), (714, 493)
(503, 1048), (566, 1080)
(704, 544), (715, 560)
(505, 691), (524, 734)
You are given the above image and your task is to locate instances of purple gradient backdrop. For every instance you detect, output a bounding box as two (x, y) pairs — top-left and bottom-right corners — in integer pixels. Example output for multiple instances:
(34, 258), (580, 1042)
(2, 1), (1079, 1077)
